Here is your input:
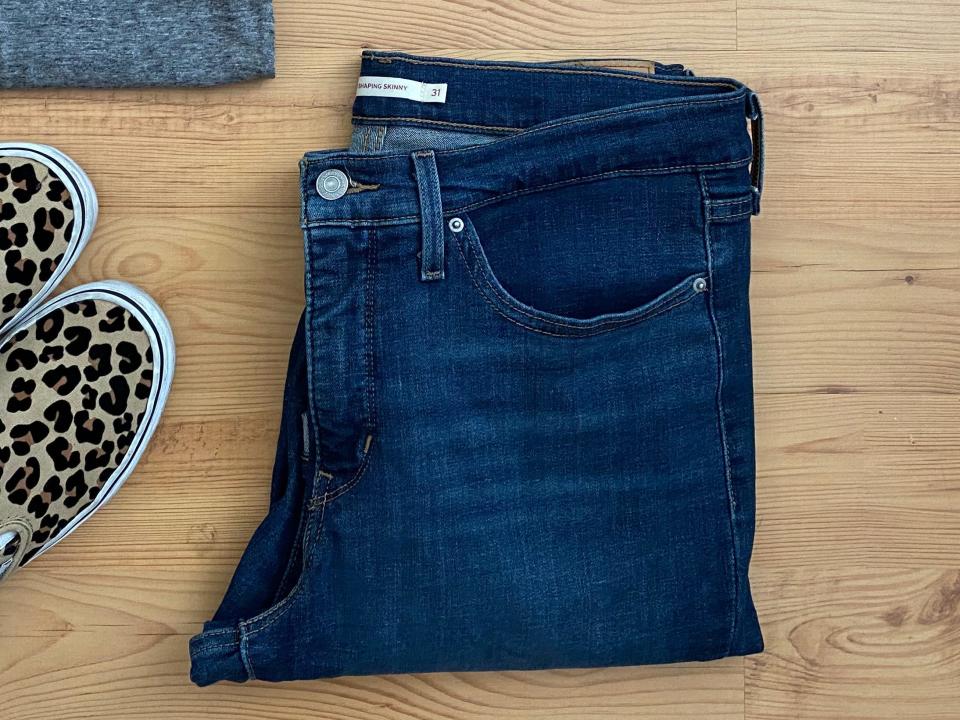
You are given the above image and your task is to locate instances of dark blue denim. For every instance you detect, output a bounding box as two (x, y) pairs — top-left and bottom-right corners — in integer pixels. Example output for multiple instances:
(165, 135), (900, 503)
(190, 51), (764, 685)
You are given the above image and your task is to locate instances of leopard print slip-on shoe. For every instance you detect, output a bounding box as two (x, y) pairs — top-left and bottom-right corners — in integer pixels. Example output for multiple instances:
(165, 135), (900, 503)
(0, 143), (98, 338)
(0, 281), (174, 582)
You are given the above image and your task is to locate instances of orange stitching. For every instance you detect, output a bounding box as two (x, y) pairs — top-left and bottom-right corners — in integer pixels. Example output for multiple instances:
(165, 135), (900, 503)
(302, 158), (752, 229)
(450, 161), (750, 216)
(453, 234), (700, 339)
(464, 224), (699, 331)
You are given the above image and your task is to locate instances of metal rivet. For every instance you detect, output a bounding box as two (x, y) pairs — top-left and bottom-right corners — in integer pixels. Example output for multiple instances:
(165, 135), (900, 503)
(316, 169), (348, 200)
(448, 217), (465, 233)
(693, 277), (708, 293)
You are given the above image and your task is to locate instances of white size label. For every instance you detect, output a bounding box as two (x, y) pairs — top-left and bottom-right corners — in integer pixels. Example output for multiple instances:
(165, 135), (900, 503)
(356, 76), (448, 103)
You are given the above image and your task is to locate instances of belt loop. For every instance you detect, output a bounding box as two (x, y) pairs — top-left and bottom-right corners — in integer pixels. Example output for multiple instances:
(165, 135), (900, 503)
(411, 150), (445, 282)
(746, 91), (764, 215)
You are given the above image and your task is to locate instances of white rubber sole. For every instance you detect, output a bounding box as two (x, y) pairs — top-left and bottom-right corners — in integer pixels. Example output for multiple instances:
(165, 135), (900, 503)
(0, 142), (98, 338)
(0, 530), (15, 579)
(3, 280), (175, 563)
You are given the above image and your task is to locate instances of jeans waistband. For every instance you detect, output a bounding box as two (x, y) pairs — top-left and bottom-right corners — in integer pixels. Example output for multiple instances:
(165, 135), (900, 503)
(301, 51), (763, 228)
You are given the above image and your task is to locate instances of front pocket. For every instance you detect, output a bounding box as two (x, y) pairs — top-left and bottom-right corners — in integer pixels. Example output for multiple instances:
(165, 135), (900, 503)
(447, 169), (709, 338)
(453, 213), (709, 338)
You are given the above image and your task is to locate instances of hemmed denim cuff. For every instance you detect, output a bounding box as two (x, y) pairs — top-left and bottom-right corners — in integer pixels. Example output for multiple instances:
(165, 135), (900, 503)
(189, 622), (250, 686)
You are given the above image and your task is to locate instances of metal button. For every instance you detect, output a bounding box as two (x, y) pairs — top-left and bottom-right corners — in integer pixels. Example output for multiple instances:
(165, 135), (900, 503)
(316, 169), (348, 200)
(693, 277), (708, 293)
(448, 217), (464, 232)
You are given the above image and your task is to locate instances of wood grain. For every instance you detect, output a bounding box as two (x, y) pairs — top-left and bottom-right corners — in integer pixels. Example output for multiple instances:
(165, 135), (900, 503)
(2, 633), (744, 720)
(1, 0), (959, 717)
(276, 0), (738, 51)
(738, 0), (960, 51)
(3, 48), (959, 218)
(747, 567), (960, 719)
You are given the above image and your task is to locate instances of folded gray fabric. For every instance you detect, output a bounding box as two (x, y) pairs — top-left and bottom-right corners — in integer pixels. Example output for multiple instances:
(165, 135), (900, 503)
(0, 1), (274, 87)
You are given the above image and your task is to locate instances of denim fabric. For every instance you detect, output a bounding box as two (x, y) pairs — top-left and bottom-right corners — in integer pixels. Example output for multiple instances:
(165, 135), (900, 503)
(190, 51), (765, 685)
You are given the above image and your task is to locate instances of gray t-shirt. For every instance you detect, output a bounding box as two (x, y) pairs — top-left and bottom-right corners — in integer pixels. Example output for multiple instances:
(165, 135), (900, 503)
(0, 1), (274, 87)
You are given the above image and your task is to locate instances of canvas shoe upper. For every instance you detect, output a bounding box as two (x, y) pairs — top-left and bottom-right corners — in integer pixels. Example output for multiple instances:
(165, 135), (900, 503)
(0, 281), (174, 580)
(0, 143), (98, 337)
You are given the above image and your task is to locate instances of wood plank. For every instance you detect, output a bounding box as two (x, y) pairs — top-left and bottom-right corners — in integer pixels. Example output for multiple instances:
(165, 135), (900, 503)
(747, 566), (960, 719)
(276, 0), (737, 51)
(752, 268), (960, 395)
(753, 394), (960, 568)
(738, 0), (960, 51)
(3, 50), (959, 218)
(752, 218), (960, 273)
(0, 3), (958, 717)
(0, 626), (744, 720)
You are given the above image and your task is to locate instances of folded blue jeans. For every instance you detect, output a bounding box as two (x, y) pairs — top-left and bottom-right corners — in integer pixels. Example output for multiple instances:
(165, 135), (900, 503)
(190, 51), (765, 685)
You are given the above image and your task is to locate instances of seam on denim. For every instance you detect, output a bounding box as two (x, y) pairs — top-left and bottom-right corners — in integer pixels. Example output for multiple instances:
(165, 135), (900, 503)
(239, 625), (255, 681)
(360, 53), (738, 90)
(312, 441), (375, 506)
(709, 208), (753, 220)
(365, 227), (380, 435)
(305, 93), (746, 169)
(298, 159), (307, 228)
(195, 626), (235, 638)
(301, 158), (752, 229)
(272, 491), (309, 605)
(303, 153), (752, 176)
(354, 115), (520, 134)
(243, 515), (314, 637)
(246, 233), (380, 636)
(459, 216), (700, 330)
(303, 215), (421, 229)
(191, 640), (239, 654)
(307, 227), (382, 504)
(414, 153), (446, 280)
(448, 160), (751, 217)
(709, 203), (753, 214)
(708, 196), (755, 207)
(352, 93), (746, 153)
(301, 227), (383, 504)
(273, 411), (315, 603)
(479, 253), (697, 331)
(707, 196), (754, 220)
(453, 234), (699, 338)
(710, 209), (754, 222)
(362, 224), (377, 422)
(242, 469), (333, 640)
(547, 58), (659, 72)
(302, 221), (323, 475)
(240, 458), (333, 637)
(699, 171), (742, 657)
(430, 161), (445, 278)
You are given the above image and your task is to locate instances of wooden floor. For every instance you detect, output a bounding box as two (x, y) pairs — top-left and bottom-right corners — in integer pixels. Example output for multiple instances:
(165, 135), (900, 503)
(2, 1), (960, 718)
